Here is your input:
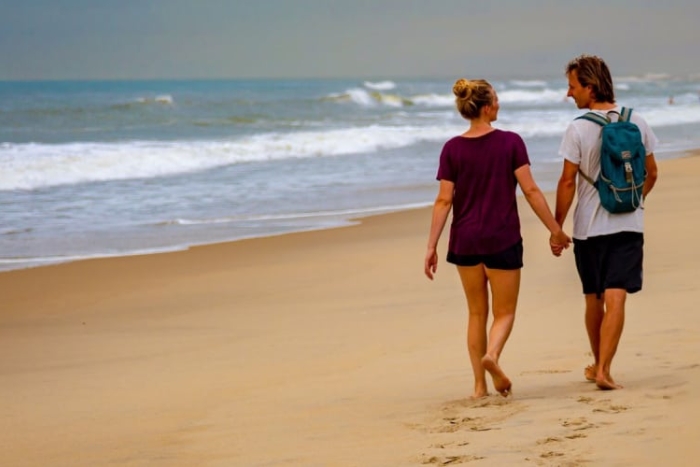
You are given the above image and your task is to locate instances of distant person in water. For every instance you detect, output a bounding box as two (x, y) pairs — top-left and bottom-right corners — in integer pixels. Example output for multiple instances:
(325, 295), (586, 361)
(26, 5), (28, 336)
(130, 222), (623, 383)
(424, 78), (571, 398)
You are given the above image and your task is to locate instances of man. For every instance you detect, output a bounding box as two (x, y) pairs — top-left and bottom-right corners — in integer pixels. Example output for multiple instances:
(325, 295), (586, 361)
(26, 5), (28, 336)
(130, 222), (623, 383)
(553, 54), (659, 390)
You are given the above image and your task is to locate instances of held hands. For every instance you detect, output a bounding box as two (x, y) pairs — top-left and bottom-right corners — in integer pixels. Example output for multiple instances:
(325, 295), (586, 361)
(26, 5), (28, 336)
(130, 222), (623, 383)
(424, 247), (438, 280)
(426, 229), (570, 276)
(549, 229), (572, 257)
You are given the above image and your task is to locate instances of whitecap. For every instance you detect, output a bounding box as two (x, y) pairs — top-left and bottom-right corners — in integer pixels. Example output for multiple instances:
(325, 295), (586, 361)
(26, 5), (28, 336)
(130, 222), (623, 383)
(510, 80), (547, 87)
(364, 80), (396, 91)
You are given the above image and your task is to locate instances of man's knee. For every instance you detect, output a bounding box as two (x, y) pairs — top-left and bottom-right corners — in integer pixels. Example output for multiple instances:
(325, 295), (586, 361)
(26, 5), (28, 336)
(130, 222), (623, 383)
(603, 288), (627, 311)
(584, 294), (604, 313)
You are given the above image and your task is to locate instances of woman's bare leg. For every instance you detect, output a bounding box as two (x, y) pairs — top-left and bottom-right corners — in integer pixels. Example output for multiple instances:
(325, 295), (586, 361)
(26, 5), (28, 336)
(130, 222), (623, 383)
(457, 265), (489, 398)
(481, 267), (520, 396)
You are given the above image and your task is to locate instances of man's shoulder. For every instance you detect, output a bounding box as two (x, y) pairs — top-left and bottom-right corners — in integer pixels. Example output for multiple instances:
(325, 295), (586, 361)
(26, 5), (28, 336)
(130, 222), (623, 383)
(626, 108), (650, 126)
(593, 105), (649, 124)
(562, 117), (589, 140)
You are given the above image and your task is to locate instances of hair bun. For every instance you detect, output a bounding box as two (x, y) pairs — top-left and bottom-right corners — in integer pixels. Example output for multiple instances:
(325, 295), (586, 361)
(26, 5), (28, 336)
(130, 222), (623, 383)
(451, 78), (493, 120)
(453, 78), (470, 99)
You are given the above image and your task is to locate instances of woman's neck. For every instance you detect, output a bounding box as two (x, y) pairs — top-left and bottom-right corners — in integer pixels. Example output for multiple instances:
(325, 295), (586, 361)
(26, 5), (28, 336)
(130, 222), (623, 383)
(463, 119), (493, 137)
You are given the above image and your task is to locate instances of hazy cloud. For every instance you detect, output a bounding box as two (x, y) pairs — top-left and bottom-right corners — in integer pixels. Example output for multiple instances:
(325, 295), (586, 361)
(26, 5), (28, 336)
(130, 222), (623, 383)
(1, 0), (698, 80)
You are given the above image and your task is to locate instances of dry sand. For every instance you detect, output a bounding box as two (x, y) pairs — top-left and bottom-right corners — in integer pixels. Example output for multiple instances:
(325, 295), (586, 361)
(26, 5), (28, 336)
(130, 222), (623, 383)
(1, 152), (699, 466)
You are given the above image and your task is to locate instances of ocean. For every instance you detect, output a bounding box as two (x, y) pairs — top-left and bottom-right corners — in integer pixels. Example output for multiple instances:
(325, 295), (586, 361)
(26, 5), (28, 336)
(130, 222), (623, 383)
(1, 75), (699, 272)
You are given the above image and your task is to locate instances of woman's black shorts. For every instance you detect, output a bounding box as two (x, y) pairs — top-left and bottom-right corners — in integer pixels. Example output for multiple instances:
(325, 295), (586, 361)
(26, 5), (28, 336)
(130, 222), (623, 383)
(447, 240), (523, 270)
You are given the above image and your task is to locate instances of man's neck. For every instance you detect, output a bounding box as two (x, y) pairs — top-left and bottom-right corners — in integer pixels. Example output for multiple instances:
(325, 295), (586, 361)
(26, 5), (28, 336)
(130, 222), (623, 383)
(589, 101), (616, 111)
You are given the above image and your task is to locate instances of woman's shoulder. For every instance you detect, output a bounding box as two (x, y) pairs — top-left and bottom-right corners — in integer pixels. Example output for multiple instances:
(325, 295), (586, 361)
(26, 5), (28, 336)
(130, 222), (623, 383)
(441, 135), (468, 151)
(444, 134), (468, 144)
(443, 129), (525, 146)
(494, 129), (524, 141)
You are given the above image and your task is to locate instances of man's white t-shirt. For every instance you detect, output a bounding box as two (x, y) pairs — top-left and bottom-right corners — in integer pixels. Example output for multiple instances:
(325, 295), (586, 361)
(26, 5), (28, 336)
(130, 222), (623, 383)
(558, 107), (658, 240)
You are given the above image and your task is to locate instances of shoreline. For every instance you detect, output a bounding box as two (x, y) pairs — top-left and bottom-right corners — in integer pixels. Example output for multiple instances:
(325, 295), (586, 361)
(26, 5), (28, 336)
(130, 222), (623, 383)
(0, 200), (435, 275)
(1, 147), (695, 276)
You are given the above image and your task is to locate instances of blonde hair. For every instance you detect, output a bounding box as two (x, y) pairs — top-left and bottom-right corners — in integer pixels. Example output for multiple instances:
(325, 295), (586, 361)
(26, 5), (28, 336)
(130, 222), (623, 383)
(452, 78), (493, 120)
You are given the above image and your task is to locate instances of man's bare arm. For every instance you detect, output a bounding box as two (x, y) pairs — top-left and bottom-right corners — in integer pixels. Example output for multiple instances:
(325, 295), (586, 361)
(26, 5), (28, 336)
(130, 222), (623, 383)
(555, 160), (579, 226)
(643, 153), (658, 198)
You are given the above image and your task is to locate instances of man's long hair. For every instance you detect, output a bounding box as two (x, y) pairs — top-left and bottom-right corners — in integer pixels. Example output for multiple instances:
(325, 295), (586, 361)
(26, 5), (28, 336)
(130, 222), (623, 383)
(566, 54), (616, 103)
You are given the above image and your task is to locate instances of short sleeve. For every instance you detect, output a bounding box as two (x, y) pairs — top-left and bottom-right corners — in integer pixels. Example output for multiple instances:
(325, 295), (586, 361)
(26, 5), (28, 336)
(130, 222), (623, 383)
(436, 140), (456, 182)
(511, 133), (530, 170)
(559, 123), (582, 165)
(631, 113), (659, 155)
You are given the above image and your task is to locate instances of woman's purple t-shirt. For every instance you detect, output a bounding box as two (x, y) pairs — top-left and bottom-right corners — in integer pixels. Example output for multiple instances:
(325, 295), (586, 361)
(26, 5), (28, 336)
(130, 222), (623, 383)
(436, 129), (530, 256)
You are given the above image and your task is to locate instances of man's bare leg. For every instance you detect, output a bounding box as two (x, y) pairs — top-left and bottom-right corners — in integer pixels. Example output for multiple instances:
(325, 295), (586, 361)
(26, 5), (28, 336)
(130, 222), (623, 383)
(584, 294), (604, 381)
(596, 288), (626, 390)
(457, 265), (490, 398)
(481, 267), (520, 397)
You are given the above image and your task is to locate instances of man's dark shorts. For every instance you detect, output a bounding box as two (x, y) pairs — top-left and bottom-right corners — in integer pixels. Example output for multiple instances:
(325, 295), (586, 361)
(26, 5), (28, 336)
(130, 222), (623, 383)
(573, 231), (643, 297)
(447, 240), (523, 270)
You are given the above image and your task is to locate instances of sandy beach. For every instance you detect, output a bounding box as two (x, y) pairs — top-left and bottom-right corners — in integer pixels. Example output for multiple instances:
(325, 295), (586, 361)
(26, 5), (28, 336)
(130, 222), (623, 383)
(1, 152), (699, 466)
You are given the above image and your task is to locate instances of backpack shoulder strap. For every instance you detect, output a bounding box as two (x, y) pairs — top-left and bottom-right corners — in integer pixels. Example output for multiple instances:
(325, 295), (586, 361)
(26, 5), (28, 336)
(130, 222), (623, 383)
(619, 107), (633, 122)
(574, 111), (609, 187)
(578, 168), (596, 187)
(575, 112), (609, 127)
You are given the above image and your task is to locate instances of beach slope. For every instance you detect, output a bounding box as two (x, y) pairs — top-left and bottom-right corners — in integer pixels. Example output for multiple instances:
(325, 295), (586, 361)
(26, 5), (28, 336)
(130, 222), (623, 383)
(1, 153), (699, 466)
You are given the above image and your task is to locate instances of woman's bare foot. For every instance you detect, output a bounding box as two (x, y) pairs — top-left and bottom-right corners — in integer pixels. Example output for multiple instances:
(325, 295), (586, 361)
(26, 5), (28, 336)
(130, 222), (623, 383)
(595, 372), (623, 390)
(584, 364), (597, 382)
(470, 381), (489, 399)
(482, 355), (512, 397)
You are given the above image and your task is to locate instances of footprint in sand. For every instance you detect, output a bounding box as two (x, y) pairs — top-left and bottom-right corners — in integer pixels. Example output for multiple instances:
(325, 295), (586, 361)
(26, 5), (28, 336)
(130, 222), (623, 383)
(429, 441), (470, 449)
(410, 397), (525, 466)
(536, 436), (562, 445)
(577, 396), (629, 414)
(561, 417), (596, 431)
(434, 416), (495, 433)
(422, 454), (484, 465)
(540, 451), (565, 458)
(531, 432), (590, 465)
(419, 397), (519, 434)
(592, 404), (628, 414)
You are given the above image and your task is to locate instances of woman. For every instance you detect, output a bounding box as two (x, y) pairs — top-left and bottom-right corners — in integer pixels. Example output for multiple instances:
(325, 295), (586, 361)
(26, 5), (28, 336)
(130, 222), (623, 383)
(424, 78), (570, 398)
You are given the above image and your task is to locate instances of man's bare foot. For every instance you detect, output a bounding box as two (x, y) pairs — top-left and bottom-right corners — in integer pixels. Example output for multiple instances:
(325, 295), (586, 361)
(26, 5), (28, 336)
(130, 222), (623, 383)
(470, 390), (489, 400)
(584, 364), (597, 382)
(482, 355), (512, 397)
(595, 373), (623, 390)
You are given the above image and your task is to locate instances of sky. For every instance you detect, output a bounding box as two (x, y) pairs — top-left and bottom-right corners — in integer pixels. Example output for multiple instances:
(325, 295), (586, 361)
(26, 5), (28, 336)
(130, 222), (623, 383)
(1, 0), (699, 81)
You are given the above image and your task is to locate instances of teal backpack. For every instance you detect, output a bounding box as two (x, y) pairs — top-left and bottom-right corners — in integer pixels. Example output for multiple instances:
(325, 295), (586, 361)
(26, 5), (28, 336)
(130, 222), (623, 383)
(576, 107), (647, 213)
